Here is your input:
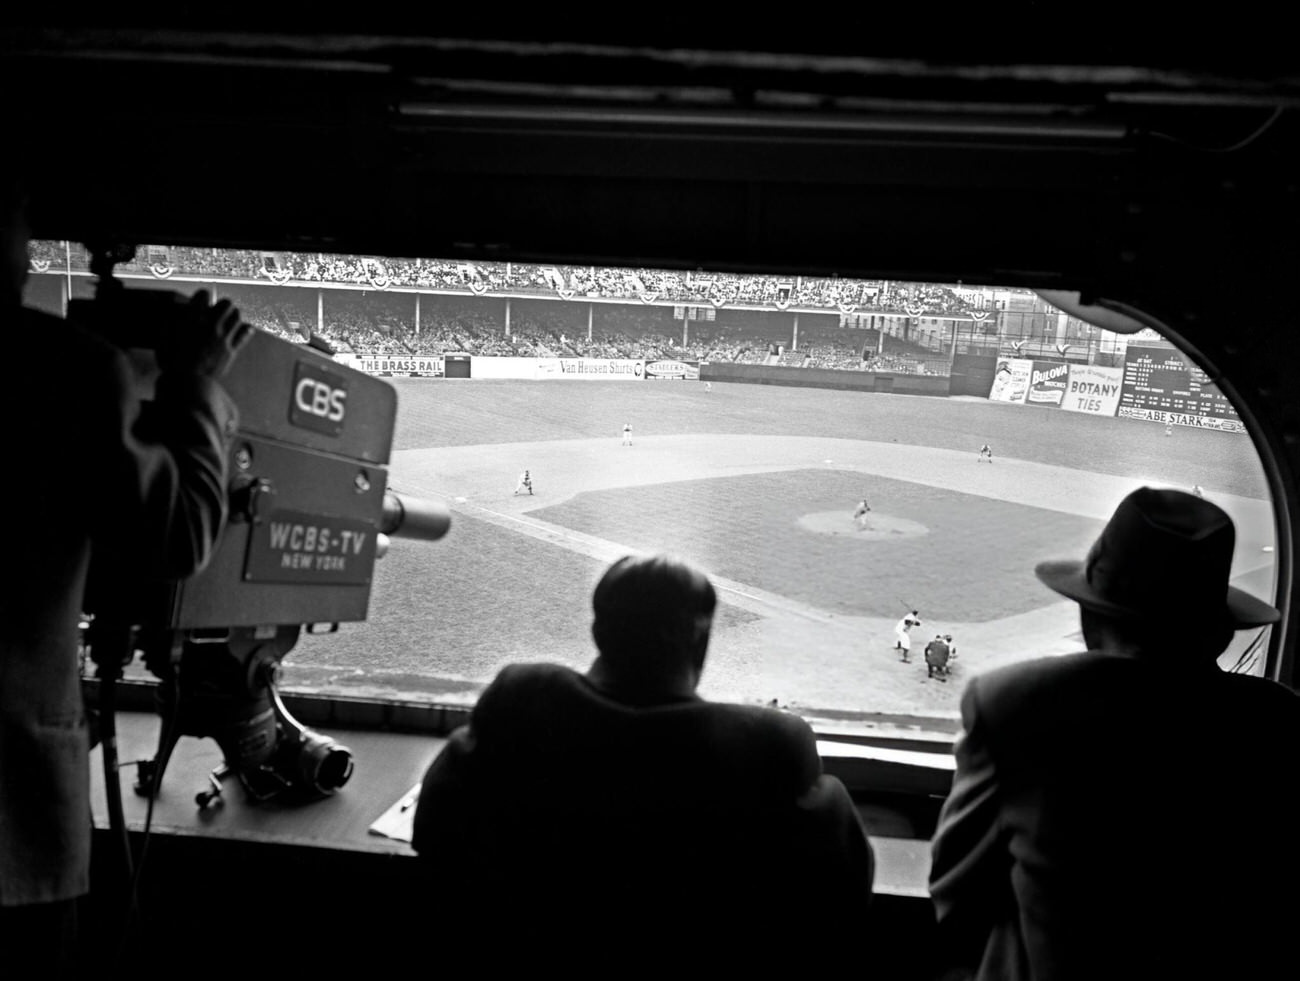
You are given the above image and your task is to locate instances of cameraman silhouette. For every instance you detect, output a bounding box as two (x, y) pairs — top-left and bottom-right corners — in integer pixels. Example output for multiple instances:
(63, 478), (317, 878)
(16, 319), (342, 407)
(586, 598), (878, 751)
(0, 173), (252, 976)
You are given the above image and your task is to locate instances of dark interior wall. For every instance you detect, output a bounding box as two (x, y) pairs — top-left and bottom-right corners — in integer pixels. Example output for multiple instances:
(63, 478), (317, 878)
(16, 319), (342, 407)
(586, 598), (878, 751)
(86, 828), (944, 978)
(22, 272), (63, 317)
(10, 29), (1300, 976)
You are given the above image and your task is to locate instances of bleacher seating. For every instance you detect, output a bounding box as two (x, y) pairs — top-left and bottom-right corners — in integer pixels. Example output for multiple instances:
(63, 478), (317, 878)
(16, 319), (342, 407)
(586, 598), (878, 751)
(34, 243), (977, 316)
(30, 243), (974, 371)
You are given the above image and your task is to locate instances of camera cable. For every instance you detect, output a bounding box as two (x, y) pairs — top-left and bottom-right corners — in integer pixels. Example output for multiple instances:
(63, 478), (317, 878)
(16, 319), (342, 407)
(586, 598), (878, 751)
(113, 639), (186, 969)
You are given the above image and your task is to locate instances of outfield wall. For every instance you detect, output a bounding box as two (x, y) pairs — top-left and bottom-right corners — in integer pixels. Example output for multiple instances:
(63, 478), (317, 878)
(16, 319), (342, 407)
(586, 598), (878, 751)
(700, 361), (951, 395)
(333, 352), (951, 395)
(336, 354), (651, 381)
(949, 353), (997, 397)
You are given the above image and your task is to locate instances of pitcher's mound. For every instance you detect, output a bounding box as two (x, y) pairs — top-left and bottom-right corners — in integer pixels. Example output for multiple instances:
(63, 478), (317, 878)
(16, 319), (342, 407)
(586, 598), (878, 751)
(798, 511), (929, 540)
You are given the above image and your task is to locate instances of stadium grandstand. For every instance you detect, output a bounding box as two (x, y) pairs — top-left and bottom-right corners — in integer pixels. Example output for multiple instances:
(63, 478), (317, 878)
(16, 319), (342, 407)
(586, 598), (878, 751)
(27, 243), (1118, 372)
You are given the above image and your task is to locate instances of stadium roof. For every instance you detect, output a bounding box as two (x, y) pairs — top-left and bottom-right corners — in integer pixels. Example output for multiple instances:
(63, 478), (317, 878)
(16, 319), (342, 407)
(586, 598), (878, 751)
(4, 24), (1298, 296)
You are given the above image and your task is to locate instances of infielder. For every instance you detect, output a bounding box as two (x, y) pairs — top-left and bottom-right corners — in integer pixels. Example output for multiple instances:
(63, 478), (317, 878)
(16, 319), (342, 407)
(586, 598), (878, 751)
(622, 422), (633, 446)
(979, 443), (993, 464)
(514, 469), (534, 496)
(853, 498), (872, 530)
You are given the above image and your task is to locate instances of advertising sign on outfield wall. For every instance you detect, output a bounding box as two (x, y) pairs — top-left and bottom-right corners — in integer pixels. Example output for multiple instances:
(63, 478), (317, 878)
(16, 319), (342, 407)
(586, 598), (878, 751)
(334, 353), (445, 377)
(1060, 365), (1123, 416)
(1116, 406), (1247, 434)
(534, 358), (646, 379)
(334, 356), (650, 381)
(470, 357), (542, 379)
(987, 358), (1033, 404)
(360, 356), (445, 377)
(644, 359), (700, 380)
(1026, 360), (1070, 407)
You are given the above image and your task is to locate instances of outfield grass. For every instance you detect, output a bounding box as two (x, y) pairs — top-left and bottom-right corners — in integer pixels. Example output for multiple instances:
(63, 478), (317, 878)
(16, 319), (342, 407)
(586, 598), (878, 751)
(388, 378), (1269, 498)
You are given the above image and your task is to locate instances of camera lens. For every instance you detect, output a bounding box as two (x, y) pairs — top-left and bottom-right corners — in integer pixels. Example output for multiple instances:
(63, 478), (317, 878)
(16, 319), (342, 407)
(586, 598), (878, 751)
(314, 745), (354, 792)
(296, 730), (354, 794)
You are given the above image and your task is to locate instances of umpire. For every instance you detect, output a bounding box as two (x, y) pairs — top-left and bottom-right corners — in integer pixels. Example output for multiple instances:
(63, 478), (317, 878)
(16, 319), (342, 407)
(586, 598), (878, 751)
(925, 634), (951, 680)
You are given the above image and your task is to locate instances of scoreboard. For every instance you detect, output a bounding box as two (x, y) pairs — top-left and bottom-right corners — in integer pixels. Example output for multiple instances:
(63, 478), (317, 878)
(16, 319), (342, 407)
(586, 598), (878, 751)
(1117, 345), (1244, 432)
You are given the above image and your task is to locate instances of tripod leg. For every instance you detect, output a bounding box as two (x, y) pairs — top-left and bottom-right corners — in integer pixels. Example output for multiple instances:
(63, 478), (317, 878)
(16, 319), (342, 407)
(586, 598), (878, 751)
(134, 633), (185, 798)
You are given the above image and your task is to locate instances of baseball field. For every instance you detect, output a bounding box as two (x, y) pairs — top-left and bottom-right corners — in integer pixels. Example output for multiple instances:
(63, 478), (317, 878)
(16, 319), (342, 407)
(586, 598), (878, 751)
(285, 377), (1274, 730)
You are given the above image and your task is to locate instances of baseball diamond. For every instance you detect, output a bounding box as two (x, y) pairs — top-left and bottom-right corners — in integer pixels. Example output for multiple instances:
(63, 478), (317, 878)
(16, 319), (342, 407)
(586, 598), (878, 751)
(286, 378), (1274, 729)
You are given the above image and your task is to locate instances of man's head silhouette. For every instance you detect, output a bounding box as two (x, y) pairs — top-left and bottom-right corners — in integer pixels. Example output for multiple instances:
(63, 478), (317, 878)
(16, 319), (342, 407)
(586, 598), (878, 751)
(588, 554), (717, 700)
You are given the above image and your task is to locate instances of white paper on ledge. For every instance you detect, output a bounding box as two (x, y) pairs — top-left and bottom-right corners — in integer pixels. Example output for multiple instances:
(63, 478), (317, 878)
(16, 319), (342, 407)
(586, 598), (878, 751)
(368, 782), (422, 843)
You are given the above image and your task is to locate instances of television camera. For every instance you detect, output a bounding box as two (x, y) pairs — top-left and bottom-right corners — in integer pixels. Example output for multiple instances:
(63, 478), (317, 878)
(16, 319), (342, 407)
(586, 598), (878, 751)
(74, 243), (450, 814)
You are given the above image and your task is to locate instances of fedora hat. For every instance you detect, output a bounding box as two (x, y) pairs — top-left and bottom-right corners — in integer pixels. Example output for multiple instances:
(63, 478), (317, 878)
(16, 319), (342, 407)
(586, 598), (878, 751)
(1035, 487), (1279, 628)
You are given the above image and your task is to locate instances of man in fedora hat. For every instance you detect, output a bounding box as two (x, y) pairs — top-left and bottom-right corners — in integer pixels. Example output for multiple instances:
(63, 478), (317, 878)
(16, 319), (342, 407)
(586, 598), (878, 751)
(929, 487), (1300, 981)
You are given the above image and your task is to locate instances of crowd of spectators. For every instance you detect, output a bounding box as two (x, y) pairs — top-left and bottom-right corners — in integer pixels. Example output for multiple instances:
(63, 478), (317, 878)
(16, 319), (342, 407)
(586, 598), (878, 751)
(860, 355), (947, 375)
(806, 344), (862, 370)
(30, 249), (956, 372)
(36, 242), (978, 317)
